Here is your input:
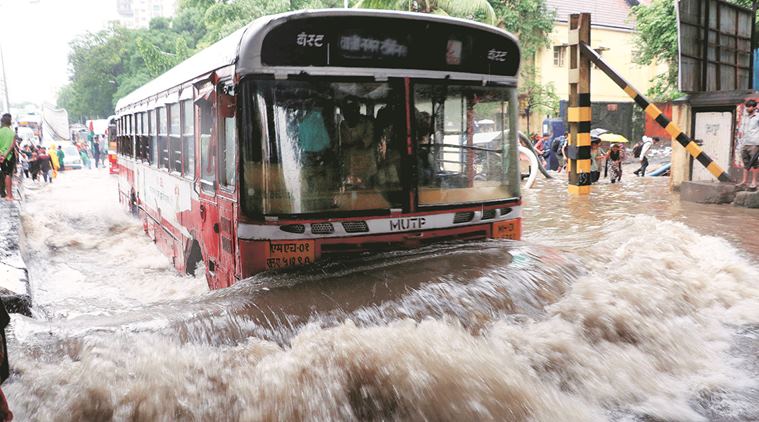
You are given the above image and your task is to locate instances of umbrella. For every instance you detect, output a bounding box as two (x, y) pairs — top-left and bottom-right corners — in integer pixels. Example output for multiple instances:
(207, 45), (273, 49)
(590, 128), (609, 138)
(599, 133), (629, 143)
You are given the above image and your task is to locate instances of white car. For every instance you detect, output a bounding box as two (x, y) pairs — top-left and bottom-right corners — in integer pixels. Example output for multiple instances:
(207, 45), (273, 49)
(61, 144), (84, 170)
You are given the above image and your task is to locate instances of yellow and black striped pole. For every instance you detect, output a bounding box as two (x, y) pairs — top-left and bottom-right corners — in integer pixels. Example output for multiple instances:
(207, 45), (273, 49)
(567, 13), (593, 195)
(579, 42), (732, 183)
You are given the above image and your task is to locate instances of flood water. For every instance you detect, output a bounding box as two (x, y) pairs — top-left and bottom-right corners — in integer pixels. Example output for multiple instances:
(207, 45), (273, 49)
(4, 168), (759, 421)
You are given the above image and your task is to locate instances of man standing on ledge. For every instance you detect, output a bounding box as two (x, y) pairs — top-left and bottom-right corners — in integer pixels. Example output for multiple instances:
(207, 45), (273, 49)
(738, 99), (759, 190)
(0, 114), (16, 200)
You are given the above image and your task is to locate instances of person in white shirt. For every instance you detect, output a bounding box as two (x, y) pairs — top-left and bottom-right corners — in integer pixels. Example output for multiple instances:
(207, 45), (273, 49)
(634, 136), (659, 177)
(738, 99), (759, 190)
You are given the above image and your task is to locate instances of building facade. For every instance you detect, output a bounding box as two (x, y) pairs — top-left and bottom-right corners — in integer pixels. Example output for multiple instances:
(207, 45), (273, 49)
(524, 0), (667, 138)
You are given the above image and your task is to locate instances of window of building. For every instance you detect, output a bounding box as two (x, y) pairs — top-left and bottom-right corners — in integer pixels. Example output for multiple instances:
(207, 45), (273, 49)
(181, 99), (195, 178)
(158, 106), (169, 169)
(169, 102), (182, 173)
(553, 46), (566, 67)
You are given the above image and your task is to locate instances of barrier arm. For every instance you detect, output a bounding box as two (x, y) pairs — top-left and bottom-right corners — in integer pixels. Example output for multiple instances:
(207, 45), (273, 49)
(579, 42), (732, 183)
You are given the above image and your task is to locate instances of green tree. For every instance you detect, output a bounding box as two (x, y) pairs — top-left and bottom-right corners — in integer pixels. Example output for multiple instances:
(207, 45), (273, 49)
(58, 26), (136, 119)
(630, 0), (680, 100)
(63, 0), (556, 119)
(492, 0), (554, 58)
(491, 0), (556, 118)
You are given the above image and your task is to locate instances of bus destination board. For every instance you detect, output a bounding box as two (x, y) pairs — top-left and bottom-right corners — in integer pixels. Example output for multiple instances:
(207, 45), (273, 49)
(260, 16), (520, 78)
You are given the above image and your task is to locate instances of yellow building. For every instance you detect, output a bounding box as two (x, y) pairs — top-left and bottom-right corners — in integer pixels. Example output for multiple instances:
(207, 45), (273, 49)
(524, 0), (667, 136)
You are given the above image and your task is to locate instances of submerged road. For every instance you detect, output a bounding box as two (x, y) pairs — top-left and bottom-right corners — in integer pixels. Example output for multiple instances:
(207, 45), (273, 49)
(2, 169), (758, 421)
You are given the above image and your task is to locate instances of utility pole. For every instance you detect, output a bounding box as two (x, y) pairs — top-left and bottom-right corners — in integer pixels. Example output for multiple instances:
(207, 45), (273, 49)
(567, 13), (592, 195)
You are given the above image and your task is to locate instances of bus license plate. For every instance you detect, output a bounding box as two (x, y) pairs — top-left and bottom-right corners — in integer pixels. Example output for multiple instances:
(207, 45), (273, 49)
(264, 240), (315, 269)
(492, 220), (519, 240)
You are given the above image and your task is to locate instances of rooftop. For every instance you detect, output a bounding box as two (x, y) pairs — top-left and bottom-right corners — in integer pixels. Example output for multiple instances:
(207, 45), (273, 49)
(546, 0), (646, 30)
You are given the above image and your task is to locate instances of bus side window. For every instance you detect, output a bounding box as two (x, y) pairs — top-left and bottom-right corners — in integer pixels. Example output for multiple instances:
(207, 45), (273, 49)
(182, 99), (195, 178)
(133, 114), (137, 158)
(150, 109), (158, 166)
(198, 92), (216, 189)
(158, 106), (169, 169)
(218, 86), (236, 188)
(141, 112), (149, 162)
(129, 114), (135, 158)
(169, 103), (182, 173)
(135, 113), (142, 160)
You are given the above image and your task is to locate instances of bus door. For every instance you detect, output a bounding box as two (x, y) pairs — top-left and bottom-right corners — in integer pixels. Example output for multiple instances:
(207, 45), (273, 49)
(196, 82), (222, 288)
(215, 82), (239, 288)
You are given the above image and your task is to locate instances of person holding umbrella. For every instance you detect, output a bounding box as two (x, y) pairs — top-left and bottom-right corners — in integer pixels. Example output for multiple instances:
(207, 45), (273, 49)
(605, 143), (624, 183)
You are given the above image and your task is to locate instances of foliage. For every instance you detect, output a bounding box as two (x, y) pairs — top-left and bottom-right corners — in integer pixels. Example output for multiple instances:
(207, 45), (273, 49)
(491, 0), (555, 114)
(58, 27), (135, 120)
(630, 0), (680, 100)
(58, 0), (555, 120)
(58, 0), (348, 120)
(491, 0), (554, 59)
(355, 0), (498, 25)
(356, 0), (556, 115)
(521, 65), (559, 115)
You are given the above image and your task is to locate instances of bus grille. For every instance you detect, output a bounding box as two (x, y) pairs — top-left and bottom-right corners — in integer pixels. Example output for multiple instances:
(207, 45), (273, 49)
(481, 209), (496, 220)
(280, 224), (305, 234)
(342, 221), (369, 233)
(311, 223), (335, 234)
(500, 207), (513, 217)
(453, 212), (475, 224)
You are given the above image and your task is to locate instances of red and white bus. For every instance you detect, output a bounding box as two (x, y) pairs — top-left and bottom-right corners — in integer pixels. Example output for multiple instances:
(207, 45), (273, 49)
(114, 10), (523, 289)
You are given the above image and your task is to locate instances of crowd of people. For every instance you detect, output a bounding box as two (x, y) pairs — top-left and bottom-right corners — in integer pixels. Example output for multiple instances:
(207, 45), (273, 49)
(0, 112), (108, 200)
(532, 131), (660, 184)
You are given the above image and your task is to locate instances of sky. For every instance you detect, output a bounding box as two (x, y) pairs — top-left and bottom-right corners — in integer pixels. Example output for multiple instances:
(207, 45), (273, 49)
(0, 0), (119, 108)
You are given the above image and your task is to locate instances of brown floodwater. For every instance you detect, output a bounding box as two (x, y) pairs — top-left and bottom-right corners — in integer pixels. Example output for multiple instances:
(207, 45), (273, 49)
(5, 169), (759, 421)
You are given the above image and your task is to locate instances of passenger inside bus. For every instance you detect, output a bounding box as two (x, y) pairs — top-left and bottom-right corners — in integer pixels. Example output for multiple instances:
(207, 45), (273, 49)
(338, 98), (376, 189)
(297, 99), (331, 155)
(294, 98), (338, 210)
(415, 110), (435, 185)
(373, 103), (402, 187)
(240, 80), (406, 215)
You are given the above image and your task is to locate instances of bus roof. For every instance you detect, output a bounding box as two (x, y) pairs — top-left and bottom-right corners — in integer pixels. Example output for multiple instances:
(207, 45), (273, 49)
(116, 9), (520, 112)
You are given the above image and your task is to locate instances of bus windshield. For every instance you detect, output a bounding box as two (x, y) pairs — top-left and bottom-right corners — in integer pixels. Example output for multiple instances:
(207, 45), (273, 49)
(414, 83), (519, 206)
(241, 79), (405, 215)
(240, 79), (519, 217)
